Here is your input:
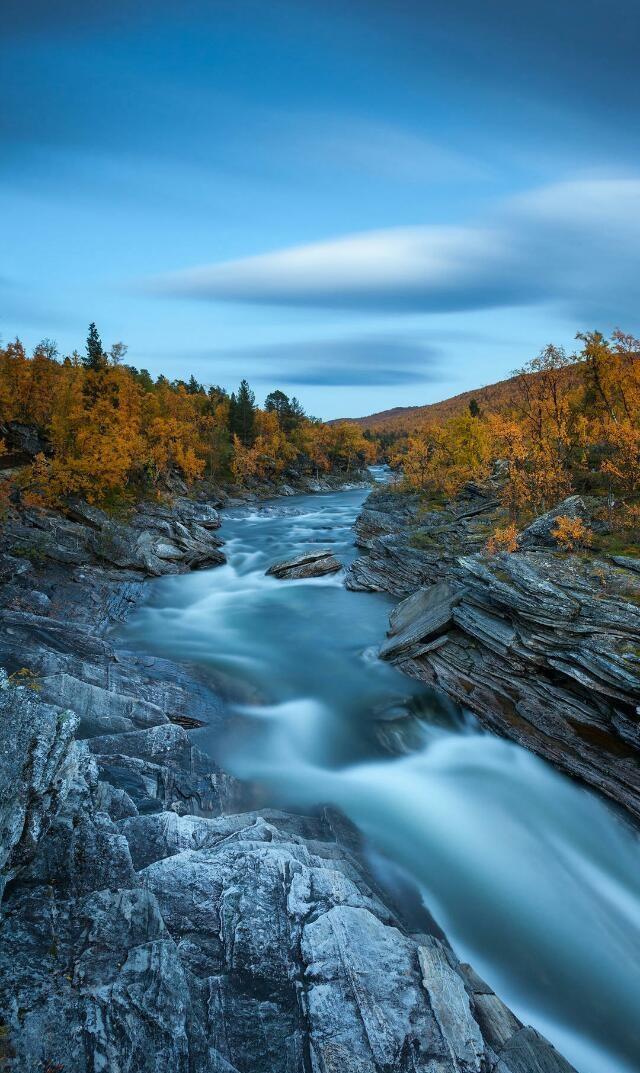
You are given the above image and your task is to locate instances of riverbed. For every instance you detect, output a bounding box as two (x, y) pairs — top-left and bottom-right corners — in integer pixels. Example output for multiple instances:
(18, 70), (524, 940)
(121, 473), (640, 1073)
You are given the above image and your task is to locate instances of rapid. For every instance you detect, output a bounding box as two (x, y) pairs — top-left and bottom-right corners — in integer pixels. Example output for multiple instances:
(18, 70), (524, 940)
(121, 470), (640, 1073)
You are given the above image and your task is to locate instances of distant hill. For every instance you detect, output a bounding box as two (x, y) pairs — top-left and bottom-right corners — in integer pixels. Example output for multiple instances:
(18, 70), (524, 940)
(335, 365), (583, 432)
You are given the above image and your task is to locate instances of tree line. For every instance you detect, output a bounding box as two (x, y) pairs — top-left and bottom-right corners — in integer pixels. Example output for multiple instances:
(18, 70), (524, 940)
(380, 330), (640, 544)
(0, 324), (375, 508)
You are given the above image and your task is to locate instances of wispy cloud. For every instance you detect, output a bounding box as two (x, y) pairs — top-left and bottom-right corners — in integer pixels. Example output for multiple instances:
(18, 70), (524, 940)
(280, 113), (491, 184)
(219, 333), (444, 386)
(147, 178), (640, 322)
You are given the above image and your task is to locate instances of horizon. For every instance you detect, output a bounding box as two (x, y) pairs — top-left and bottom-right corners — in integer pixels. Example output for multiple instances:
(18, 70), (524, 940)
(2, 1), (640, 419)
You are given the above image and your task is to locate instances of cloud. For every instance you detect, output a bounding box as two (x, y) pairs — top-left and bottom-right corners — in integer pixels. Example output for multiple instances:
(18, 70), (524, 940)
(221, 334), (444, 386)
(148, 178), (640, 322)
(283, 114), (490, 184)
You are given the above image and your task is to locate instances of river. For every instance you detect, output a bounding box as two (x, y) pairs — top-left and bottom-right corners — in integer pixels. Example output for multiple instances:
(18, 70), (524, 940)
(121, 470), (640, 1073)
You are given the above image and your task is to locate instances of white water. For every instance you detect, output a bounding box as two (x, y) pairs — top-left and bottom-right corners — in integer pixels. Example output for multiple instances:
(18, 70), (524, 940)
(122, 472), (640, 1073)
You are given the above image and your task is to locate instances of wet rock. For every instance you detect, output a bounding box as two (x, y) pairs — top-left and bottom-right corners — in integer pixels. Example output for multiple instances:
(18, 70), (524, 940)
(266, 547), (341, 579)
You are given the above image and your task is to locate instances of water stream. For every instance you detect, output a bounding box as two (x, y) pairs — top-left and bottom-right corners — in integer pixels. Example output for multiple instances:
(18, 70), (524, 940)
(121, 471), (640, 1073)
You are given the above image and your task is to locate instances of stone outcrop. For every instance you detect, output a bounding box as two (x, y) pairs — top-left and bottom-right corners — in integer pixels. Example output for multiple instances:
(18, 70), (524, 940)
(2, 495), (225, 577)
(348, 483), (640, 820)
(0, 684), (575, 1073)
(266, 547), (342, 579)
(0, 489), (575, 1072)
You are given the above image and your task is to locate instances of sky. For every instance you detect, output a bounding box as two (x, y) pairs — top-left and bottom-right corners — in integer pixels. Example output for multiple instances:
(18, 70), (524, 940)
(2, 0), (639, 419)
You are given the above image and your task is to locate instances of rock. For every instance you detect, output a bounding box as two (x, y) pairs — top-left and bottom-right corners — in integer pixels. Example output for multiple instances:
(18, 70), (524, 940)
(64, 497), (111, 530)
(0, 480), (578, 1073)
(266, 548), (341, 579)
(611, 554), (640, 574)
(380, 581), (462, 661)
(0, 669), (80, 899)
(418, 937), (484, 1070)
(353, 492), (421, 549)
(37, 672), (169, 737)
(519, 496), (591, 549)
(170, 496), (221, 529)
(0, 420), (50, 460)
(1, 495), (226, 577)
(351, 485), (640, 819)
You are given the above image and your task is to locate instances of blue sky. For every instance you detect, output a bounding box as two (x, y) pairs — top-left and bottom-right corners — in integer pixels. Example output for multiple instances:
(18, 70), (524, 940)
(2, 1), (639, 418)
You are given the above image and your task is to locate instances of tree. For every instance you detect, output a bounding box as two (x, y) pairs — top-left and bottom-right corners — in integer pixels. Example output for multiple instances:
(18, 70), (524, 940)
(109, 341), (128, 365)
(265, 389), (305, 432)
(187, 375), (204, 395)
(468, 398), (480, 418)
(230, 379), (256, 446)
(84, 323), (107, 371)
(34, 338), (59, 361)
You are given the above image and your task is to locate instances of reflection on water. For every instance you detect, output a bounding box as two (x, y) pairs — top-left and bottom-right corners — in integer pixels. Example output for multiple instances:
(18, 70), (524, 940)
(122, 472), (640, 1073)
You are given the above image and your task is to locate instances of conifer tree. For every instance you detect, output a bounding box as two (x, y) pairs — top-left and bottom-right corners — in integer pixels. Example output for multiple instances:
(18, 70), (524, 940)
(231, 379), (256, 445)
(84, 323), (107, 371)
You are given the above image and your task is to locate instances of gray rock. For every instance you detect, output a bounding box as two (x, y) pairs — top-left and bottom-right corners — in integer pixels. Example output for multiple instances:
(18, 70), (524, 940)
(351, 486), (640, 819)
(0, 670), (80, 899)
(380, 581), (462, 661)
(519, 495), (591, 549)
(0, 483), (578, 1073)
(266, 548), (341, 579)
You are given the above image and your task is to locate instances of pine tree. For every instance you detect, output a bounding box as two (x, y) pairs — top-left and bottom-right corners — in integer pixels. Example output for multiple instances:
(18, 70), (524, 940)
(231, 379), (256, 446)
(265, 389), (305, 432)
(187, 375), (203, 395)
(84, 323), (107, 371)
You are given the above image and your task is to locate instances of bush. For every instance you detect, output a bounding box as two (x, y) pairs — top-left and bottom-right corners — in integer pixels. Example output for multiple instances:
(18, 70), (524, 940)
(551, 515), (593, 551)
(485, 523), (519, 555)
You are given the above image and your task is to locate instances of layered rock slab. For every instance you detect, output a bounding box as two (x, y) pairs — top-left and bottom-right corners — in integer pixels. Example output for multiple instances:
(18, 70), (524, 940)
(266, 548), (341, 579)
(349, 485), (640, 819)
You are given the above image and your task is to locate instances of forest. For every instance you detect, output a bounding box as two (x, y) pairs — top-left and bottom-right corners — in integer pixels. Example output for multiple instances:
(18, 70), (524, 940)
(0, 324), (375, 510)
(362, 330), (640, 551)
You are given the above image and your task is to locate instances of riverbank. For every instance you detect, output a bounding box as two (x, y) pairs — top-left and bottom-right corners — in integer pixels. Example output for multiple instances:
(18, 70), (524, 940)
(0, 485), (578, 1072)
(347, 479), (640, 821)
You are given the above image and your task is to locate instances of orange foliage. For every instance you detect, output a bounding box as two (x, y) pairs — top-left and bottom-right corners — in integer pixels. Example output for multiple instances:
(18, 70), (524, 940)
(370, 331), (640, 535)
(551, 516), (593, 551)
(0, 331), (373, 507)
(485, 524), (519, 555)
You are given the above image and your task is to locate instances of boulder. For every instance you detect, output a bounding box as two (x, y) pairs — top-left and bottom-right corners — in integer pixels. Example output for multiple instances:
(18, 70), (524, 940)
(519, 495), (591, 549)
(266, 548), (341, 579)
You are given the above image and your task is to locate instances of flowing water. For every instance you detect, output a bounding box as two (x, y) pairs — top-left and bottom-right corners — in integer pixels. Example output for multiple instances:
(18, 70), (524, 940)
(122, 470), (640, 1073)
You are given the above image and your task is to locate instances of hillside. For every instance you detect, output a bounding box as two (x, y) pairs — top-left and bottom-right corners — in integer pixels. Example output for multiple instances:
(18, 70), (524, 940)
(338, 364), (583, 432)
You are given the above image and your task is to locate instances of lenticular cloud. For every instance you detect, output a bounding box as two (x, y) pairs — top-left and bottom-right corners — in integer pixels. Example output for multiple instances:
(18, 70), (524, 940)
(148, 178), (640, 321)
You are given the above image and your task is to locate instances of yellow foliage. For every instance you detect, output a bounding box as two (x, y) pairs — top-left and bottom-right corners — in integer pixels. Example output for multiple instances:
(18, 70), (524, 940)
(485, 524), (519, 555)
(1, 337), (355, 503)
(551, 515), (593, 551)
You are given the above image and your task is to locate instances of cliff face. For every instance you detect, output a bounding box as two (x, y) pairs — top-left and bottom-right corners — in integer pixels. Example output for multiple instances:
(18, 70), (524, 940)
(347, 483), (640, 820)
(0, 496), (576, 1072)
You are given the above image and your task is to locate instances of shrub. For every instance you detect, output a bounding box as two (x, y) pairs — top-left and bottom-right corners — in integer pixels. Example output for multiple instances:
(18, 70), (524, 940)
(551, 515), (593, 551)
(485, 523), (519, 555)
